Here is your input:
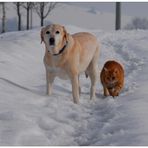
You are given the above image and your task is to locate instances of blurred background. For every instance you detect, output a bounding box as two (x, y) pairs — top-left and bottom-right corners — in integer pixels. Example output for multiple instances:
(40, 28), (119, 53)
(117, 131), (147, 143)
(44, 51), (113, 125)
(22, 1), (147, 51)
(1, 2), (148, 33)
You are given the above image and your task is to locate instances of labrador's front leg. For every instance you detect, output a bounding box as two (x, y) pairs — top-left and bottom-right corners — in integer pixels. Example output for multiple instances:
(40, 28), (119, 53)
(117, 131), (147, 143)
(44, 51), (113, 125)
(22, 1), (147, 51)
(46, 70), (55, 96)
(71, 74), (79, 104)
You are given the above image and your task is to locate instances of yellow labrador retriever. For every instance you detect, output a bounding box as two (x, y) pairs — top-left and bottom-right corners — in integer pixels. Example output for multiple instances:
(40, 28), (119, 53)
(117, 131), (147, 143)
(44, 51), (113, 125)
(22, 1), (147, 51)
(41, 24), (99, 104)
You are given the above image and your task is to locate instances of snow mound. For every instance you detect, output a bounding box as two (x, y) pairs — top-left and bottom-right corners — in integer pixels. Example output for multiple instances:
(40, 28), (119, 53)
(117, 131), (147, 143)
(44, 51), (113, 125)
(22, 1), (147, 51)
(0, 26), (148, 145)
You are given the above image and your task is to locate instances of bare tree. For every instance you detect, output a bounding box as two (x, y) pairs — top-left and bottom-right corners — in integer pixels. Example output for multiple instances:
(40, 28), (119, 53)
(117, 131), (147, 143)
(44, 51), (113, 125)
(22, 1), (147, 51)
(14, 2), (22, 31)
(1, 2), (6, 33)
(115, 2), (121, 30)
(30, 5), (33, 29)
(35, 2), (57, 26)
(22, 2), (34, 30)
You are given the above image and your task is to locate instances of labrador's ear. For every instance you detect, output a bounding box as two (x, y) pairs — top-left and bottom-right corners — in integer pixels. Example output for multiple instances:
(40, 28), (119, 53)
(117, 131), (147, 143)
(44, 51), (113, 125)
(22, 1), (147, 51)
(40, 27), (45, 44)
(63, 26), (69, 42)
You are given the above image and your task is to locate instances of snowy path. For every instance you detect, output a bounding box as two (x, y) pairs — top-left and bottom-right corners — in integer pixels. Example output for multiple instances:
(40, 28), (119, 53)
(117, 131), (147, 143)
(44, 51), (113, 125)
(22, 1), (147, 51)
(0, 27), (148, 145)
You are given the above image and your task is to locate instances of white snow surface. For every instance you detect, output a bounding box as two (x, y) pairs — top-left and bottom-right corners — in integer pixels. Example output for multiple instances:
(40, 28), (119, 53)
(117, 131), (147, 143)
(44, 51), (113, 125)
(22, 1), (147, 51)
(0, 26), (148, 146)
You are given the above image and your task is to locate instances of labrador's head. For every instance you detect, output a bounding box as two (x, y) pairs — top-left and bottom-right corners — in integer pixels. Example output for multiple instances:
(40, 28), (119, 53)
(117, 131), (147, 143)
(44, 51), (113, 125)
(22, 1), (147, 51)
(41, 24), (68, 55)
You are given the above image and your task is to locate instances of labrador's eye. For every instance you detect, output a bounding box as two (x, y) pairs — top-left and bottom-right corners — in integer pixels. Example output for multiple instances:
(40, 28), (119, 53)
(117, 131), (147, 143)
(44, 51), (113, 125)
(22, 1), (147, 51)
(56, 31), (60, 34)
(46, 31), (50, 34)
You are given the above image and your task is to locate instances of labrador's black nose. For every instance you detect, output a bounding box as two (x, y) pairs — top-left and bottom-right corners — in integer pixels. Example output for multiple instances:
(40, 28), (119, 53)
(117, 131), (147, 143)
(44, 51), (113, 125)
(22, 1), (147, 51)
(49, 37), (55, 45)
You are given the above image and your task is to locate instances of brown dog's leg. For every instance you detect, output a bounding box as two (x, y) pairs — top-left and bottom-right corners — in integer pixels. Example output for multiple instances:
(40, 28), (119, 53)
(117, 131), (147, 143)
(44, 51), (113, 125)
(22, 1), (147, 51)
(104, 86), (110, 96)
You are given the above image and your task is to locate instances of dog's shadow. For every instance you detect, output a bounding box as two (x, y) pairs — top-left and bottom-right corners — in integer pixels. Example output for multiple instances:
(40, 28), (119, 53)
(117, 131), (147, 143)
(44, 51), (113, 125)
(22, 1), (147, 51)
(80, 91), (106, 99)
(37, 84), (107, 99)
(96, 93), (106, 99)
(55, 85), (107, 99)
(54, 84), (72, 94)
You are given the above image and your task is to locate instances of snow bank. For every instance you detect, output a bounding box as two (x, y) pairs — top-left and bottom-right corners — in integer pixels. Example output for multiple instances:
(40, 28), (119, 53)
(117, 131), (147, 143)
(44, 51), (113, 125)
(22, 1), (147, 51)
(0, 26), (148, 145)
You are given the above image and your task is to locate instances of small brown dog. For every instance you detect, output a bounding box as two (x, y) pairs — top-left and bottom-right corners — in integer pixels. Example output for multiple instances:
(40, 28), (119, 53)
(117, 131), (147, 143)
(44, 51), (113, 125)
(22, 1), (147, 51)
(100, 60), (124, 97)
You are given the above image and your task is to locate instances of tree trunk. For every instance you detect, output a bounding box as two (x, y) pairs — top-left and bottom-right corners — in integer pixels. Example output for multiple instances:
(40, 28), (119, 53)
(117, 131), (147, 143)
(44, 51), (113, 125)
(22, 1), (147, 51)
(30, 7), (33, 29)
(17, 2), (21, 31)
(26, 2), (30, 30)
(41, 12), (44, 26)
(40, 3), (44, 26)
(2, 3), (6, 33)
(41, 18), (44, 26)
(26, 8), (29, 30)
(115, 2), (121, 30)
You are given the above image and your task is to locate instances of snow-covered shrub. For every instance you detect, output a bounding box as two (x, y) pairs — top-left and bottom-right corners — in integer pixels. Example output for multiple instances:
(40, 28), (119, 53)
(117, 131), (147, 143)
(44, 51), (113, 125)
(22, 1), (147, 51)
(124, 17), (148, 30)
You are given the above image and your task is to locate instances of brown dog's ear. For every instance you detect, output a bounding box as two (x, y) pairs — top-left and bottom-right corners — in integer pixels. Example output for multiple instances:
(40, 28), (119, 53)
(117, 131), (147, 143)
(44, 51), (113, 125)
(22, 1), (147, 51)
(104, 67), (108, 72)
(63, 26), (69, 42)
(40, 27), (45, 44)
(114, 68), (119, 74)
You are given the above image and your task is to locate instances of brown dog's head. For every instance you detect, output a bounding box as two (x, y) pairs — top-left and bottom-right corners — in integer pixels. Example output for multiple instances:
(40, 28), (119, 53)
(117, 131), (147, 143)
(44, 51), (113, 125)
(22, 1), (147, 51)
(40, 24), (68, 55)
(103, 67), (119, 87)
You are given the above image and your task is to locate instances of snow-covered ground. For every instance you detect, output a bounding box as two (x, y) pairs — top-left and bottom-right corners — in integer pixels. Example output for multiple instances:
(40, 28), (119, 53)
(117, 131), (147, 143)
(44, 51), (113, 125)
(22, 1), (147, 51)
(0, 26), (148, 146)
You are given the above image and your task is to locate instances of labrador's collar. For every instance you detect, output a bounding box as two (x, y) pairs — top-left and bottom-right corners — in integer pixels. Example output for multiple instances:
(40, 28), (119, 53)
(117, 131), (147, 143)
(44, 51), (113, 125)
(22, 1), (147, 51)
(50, 41), (68, 56)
